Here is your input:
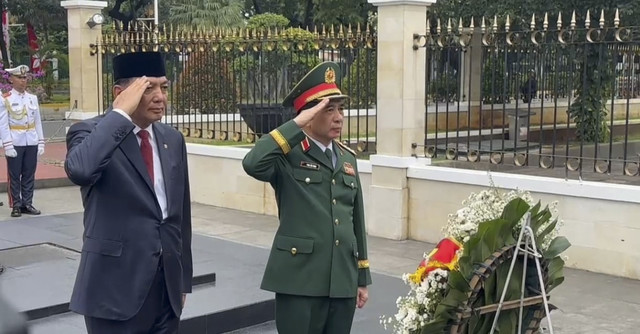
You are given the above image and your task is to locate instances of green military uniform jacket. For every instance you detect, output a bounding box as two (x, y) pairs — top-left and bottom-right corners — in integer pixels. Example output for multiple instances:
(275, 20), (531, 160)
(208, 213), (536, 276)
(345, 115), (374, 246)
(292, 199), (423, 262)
(242, 120), (372, 298)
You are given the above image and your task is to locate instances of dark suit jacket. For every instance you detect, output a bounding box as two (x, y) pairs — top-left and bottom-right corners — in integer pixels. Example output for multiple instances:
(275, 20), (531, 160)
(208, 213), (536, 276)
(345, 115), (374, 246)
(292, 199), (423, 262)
(64, 110), (192, 321)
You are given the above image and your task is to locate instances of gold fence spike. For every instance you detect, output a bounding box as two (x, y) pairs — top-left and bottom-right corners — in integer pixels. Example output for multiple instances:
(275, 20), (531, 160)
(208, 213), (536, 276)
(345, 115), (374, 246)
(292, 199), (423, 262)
(447, 18), (452, 33)
(458, 18), (463, 32)
(505, 14), (510, 32)
(356, 22), (361, 34)
(437, 18), (441, 34)
(585, 9), (591, 28)
(571, 10), (576, 30)
(339, 24), (344, 36)
(530, 13), (536, 30)
(347, 23), (352, 37)
(543, 12), (549, 31)
(557, 12), (562, 30)
(481, 16), (486, 33)
(322, 24), (326, 36)
(493, 15), (497, 32)
(470, 16), (474, 29)
(614, 8), (620, 28)
(599, 9), (605, 29)
(330, 24), (335, 36)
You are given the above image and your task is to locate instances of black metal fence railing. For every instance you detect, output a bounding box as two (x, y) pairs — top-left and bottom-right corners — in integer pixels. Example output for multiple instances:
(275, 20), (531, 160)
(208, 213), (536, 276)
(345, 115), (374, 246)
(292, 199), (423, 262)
(92, 23), (377, 154)
(414, 10), (640, 181)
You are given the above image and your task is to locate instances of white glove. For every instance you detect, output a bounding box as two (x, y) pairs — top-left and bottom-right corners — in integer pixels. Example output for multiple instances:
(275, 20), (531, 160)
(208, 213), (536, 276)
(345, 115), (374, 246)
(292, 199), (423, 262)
(38, 145), (45, 156)
(5, 148), (17, 158)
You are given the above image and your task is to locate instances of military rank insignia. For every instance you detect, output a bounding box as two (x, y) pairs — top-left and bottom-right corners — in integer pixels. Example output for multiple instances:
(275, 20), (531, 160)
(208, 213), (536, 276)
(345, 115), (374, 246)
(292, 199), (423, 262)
(300, 161), (319, 170)
(343, 162), (355, 176)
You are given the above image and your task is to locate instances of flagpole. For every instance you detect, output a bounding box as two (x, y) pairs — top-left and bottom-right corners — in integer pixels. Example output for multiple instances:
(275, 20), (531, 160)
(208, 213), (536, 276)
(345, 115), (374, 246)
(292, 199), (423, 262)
(154, 0), (158, 26)
(153, 0), (159, 45)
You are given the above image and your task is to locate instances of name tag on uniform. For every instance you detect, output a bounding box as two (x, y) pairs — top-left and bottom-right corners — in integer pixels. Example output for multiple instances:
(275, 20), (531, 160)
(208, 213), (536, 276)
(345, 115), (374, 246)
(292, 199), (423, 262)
(343, 162), (355, 176)
(11, 103), (18, 106)
(300, 161), (319, 170)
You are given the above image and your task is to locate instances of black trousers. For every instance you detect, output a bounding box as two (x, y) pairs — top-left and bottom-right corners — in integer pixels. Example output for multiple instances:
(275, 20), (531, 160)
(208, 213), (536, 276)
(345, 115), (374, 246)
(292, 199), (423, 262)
(84, 262), (179, 334)
(275, 293), (357, 334)
(6, 145), (37, 208)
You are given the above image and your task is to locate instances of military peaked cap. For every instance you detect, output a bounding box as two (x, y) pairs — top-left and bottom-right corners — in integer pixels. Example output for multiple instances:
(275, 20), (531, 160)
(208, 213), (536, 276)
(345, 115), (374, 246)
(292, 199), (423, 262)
(5, 65), (29, 76)
(283, 61), (349, 113)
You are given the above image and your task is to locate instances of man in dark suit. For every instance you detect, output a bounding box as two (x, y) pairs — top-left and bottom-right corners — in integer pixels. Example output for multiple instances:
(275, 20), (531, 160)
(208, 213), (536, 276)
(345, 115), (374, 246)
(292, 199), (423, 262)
(64, 52), (193, 334)
(242, 62), (372, 334)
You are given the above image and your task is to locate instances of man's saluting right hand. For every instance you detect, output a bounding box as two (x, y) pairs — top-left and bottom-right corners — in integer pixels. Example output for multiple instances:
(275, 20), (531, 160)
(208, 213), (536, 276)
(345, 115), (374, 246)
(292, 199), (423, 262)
(113, 76), (150, 116)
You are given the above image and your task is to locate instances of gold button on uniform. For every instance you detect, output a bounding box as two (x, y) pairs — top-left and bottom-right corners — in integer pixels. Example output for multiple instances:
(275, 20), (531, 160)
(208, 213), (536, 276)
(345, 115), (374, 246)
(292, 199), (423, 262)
(332, 179), (336, 185)
(350, 182), (355, 188)
(334, 219), (339, 225)
(332, 199), (336, 205)
(335, 240), (340, 246)
(291, 247), (297, 255)
(305, 177), (310, 184)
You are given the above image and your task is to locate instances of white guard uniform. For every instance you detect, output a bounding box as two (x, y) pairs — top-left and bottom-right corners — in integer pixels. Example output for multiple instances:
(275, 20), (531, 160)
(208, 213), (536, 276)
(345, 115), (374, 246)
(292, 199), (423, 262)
(0, 88), (45, 150)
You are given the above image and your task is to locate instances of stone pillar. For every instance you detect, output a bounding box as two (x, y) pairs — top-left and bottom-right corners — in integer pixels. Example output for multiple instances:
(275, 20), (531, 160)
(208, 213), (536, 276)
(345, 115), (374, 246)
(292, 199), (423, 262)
(61, 0), (108, 120)
(367, 0), (433, 240)
(460, 27), (484, 128)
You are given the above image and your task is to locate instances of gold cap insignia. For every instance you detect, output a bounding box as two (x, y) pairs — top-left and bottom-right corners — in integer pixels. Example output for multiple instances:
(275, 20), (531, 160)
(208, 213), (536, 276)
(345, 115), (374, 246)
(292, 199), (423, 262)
(325, 67), (336, 84)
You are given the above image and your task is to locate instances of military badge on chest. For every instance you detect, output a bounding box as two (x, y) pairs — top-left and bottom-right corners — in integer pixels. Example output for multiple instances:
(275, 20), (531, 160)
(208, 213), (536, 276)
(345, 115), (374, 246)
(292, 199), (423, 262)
(343, 162), (355, 176)
(300, 161), (320, 170)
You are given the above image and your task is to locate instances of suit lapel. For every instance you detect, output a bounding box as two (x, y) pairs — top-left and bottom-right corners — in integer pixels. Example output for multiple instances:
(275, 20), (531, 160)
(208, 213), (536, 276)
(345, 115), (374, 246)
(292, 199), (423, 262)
(153, 123), (172, 212)
(120, 130), (155, 193)
(307, 140), (333, 170)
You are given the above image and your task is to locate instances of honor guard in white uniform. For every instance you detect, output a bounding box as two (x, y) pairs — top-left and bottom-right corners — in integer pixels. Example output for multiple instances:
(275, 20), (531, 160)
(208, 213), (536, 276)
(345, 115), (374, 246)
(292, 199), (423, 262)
(0, 65), (44, 217)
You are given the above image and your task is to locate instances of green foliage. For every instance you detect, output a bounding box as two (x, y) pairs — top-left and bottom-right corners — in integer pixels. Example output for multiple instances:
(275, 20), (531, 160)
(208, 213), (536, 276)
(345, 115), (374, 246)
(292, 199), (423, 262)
(428, 73), (458, 103)
(232, 16), (320, 103)
(421, 198), (570, 334)
(341, 50), (376, 108)
(169, 0), (245, 29)
(482, 53), (510, 104)
(175, 51), (236, 114)
(245, 0), (373, 27)
(246, 13), (290, 29)
(568, 44), (613, 143)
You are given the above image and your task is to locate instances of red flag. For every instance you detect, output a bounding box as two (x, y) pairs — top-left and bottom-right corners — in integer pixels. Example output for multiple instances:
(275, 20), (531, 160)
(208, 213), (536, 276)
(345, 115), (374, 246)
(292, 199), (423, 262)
(1, 6), (9, 63)
(27, 22), (40, 73)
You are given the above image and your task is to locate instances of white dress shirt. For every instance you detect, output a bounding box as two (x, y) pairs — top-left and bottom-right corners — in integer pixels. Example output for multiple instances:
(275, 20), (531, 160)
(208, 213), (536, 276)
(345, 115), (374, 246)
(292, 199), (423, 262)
(307, 135), (336, 168)
(114, 109), (168, 219)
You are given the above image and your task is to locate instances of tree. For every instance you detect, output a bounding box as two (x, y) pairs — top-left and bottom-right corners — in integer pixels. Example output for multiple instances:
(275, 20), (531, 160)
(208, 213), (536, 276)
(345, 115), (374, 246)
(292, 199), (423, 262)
(245, 0), (373, 28)
(106, 0), (152, 30)
(6, 0), (67, 43)
(169, 0), (245, 29)
(431, 0), (640, 143)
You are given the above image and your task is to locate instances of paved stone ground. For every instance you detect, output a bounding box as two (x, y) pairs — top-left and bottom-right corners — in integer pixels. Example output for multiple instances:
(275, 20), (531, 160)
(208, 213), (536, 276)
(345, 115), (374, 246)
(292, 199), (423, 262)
(0, 186), (639, 333)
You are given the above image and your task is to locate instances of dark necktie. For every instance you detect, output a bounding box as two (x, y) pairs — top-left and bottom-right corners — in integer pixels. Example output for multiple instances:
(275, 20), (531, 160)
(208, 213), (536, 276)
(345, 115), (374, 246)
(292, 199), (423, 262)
(325, 148), (334, 168)
(137, 130), (154, 184)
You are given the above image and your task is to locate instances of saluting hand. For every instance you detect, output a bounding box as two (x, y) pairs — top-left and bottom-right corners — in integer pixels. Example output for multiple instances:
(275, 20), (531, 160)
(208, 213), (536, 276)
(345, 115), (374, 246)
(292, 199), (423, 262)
(113, 76), (150, 116)
(293, 98), (330, 128)
(356, 287), (368, 309)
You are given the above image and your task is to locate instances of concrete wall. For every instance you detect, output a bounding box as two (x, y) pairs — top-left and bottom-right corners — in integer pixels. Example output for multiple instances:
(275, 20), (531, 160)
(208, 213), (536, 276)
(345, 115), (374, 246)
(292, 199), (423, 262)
(187, 143), (640, 280)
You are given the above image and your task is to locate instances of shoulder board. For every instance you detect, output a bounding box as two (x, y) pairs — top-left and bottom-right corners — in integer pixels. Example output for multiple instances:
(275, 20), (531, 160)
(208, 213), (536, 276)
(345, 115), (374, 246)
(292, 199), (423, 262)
(2, 92), (10, 98)
(335, 140), (356, 156)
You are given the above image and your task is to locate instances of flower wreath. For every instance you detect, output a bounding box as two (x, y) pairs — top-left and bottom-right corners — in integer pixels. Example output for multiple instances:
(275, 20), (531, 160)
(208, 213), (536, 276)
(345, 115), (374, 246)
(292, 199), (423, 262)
(381, 188), (570, 334)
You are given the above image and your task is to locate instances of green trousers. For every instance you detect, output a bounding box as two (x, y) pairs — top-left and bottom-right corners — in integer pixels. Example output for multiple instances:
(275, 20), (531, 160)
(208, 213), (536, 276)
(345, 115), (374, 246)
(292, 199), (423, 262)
(275, 293), (357, 334)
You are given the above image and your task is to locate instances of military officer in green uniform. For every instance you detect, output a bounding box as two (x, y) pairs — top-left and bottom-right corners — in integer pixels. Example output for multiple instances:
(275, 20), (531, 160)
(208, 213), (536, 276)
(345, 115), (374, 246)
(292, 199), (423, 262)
(242, 61), (372, 334)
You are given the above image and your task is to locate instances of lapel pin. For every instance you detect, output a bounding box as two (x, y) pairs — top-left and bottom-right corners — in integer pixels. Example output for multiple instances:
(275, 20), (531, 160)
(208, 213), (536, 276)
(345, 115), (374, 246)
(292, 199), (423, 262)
(163, 144), (168, 149)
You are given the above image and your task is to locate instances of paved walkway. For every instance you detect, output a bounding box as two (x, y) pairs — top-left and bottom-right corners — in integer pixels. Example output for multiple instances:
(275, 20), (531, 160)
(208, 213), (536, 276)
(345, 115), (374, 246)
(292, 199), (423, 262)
(0, 186), (638, 333)
(0, 141), (69, 194)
